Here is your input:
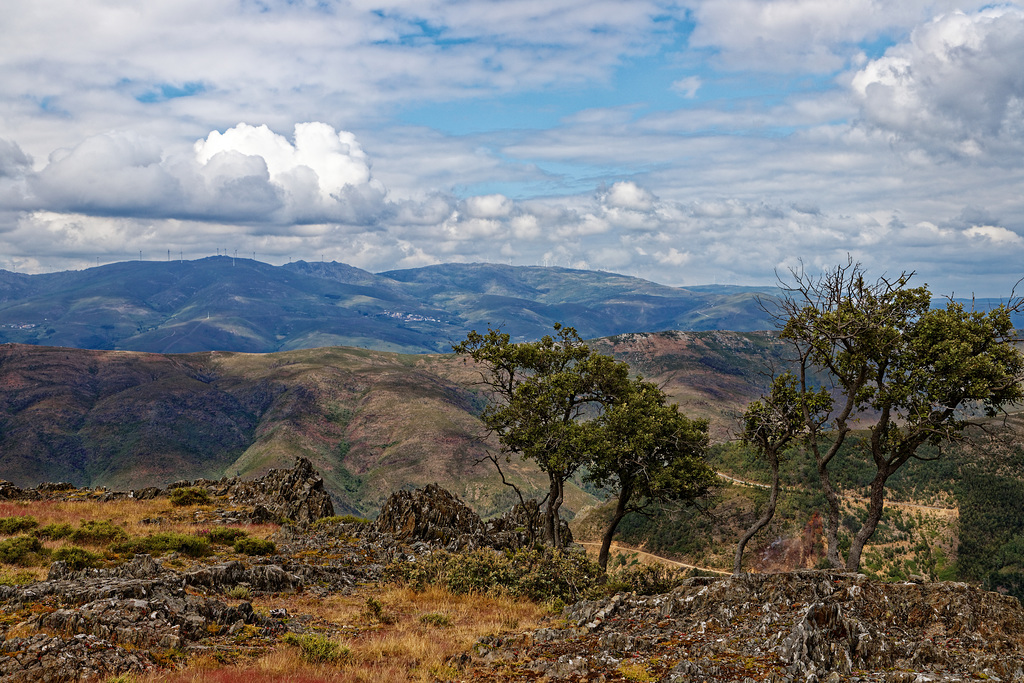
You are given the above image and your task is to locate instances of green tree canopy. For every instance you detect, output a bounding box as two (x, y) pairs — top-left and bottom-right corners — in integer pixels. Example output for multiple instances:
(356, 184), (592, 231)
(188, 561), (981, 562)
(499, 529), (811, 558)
(453, 324), (630, 547)
(772, 260), (1024, 571)
(587, 377), (716, 570)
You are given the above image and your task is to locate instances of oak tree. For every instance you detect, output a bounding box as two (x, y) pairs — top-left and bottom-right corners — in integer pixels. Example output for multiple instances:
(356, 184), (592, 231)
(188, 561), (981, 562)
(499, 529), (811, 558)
(587, 377), (716, 571)
(453, 324), (630, 547)
(772, 260), (1024, 571)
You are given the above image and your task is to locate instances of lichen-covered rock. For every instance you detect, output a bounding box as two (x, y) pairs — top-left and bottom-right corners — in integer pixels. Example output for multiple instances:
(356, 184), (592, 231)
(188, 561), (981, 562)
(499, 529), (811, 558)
(375, 483), (486, 547)
(471, 571), (1024, 682)
(225, 457), (334, 524)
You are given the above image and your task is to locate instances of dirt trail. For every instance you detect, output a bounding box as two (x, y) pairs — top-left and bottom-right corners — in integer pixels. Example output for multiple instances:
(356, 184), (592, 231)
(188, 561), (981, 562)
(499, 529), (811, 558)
(717, 471), (959, 519)
(578, 541), (731, 575)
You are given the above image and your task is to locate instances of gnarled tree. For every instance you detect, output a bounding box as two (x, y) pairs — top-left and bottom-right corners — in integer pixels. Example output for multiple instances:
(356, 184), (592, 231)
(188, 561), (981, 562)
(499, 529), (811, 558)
(733, 372), (830, 575)
(773, 260), (1024, 571)
(453, 324), (630, 547)
(587, 377), (716, 571)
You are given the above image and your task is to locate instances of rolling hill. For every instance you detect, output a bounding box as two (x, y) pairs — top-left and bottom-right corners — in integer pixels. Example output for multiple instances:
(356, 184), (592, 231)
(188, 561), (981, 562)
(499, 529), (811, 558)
(0, 258), (780, 353)
(0, 331), (786, 517)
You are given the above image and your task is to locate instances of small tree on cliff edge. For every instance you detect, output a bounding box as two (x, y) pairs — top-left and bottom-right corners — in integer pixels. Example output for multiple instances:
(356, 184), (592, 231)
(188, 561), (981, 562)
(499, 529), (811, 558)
(772, 260), (1024, 572)
(453, 324), (630, 547)
(587, 376), (717, 571)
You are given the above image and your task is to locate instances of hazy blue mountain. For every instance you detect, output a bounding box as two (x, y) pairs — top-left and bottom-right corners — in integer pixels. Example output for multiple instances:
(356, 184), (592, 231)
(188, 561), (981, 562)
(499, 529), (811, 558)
(0, 258), (781, 353)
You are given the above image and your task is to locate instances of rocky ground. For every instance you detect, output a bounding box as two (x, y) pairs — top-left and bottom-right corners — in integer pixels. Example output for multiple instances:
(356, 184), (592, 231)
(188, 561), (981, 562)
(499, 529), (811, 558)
(2, 462), (1024, 682)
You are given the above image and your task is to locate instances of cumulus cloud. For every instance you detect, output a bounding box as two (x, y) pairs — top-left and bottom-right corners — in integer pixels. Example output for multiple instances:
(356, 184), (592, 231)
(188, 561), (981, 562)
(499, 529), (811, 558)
(687, 0), (987, 72)
(17, 122), (389, 226)
(850, 7), (1024, 161)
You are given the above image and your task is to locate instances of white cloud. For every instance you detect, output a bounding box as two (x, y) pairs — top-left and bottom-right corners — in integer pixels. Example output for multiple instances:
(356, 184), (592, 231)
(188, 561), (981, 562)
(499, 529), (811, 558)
(603, 181), (654, 211)
(687, 0), (988, 72)
(964, 225), (1024, 245)
(671, 76), (701, 98)
(850, 7), (1024, 161)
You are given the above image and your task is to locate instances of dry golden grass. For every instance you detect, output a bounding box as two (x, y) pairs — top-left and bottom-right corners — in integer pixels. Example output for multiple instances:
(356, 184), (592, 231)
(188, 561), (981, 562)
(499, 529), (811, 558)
(0, 495), (279, 580)
(143, 585), (549, 683)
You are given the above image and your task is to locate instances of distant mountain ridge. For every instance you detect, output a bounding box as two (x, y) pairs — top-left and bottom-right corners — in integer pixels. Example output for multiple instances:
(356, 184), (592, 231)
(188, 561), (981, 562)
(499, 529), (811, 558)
(0, 258), (780, 353)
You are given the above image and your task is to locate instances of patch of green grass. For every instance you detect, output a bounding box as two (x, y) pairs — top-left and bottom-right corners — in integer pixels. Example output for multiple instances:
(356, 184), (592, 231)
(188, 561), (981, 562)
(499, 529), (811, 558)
(282, 632), (349, 664)
(233, 537), (276, 556)
(419, 612), (452, 627)
(112, 532), (211, 558)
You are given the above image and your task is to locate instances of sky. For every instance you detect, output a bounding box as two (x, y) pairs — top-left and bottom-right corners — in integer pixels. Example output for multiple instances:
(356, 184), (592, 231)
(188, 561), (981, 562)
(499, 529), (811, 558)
(2, 1), (1024, 296)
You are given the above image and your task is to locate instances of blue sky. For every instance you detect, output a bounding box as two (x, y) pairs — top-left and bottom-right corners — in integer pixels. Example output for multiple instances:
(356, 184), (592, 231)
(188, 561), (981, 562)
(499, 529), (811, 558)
(1, 0), (1023, 296)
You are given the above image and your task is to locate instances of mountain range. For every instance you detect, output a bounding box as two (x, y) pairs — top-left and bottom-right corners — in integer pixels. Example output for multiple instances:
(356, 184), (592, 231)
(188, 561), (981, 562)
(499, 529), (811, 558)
(0, 258), (779, 353)
(0, 331), (784, 516)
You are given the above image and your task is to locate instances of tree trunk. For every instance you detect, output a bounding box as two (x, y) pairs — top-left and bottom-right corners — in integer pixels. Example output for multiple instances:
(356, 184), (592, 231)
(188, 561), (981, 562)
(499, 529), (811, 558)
(817, 458), (844, 569)
(734, 459), (780, 575)
(543, 474), (556, 545)
(846, 470), (889, 572)
(598, 481), (632, 571)
(543, 475), (566, 547)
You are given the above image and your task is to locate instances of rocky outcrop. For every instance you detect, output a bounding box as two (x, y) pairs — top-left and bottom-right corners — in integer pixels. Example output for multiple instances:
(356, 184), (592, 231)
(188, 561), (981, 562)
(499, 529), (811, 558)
(373, 484), (572, 552)
(472, 570), (1024, 682)
(223, 457), (334, 524)
(0, 555), (288, 682)
(375, 483), (487, 548)
(2, 458), (336, 525)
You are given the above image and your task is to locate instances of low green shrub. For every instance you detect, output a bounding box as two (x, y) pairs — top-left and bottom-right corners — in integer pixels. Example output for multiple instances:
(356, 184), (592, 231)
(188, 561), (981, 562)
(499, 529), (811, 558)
(37, 522), (75, 540)
(169, 487), (211, 507)
(52, 545), (103, 570)
(0, 516), (38, 535)
(233, 537), (276, 556)
(206, 527), (249, 545)
(363, 596), (395, 624)
(71, 520), (127, 545)
(226, 585), (251, 600)
(282, 632), (349, 664)
(0, 535), (47, 566)
(113, 532), (211, 558)
(419, 612), (451, 627)
(604, 563), (691, 596)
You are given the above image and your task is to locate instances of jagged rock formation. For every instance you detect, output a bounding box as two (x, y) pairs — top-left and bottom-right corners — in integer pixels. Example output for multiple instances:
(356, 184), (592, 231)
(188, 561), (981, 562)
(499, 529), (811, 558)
(471, 570), (1024, 682)
(375, 483), (487, 547)
(0, 458), (335, 525)
(0, 555), (287, 682)
(374, 484), (569, 551)
(222, 457), (334, 524)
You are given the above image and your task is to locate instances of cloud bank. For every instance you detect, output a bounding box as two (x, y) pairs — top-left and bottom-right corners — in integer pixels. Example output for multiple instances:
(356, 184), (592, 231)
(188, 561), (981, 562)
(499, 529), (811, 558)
(1, 2), (1023, 297)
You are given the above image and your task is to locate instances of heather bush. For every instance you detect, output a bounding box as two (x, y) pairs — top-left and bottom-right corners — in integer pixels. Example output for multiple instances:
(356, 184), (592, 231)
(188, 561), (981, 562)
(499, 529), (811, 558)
(206, 527), (249, 545)
(71, 519), (127, 544)
(37, 522), (75, 540)
(113, 532), (211, 558)
(233, 537), (276, 556)
(0, 535), (47, 565)
(0, 516), (38, 535)
(52, 545), (103, 570)
(170, 487), (211, 507)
